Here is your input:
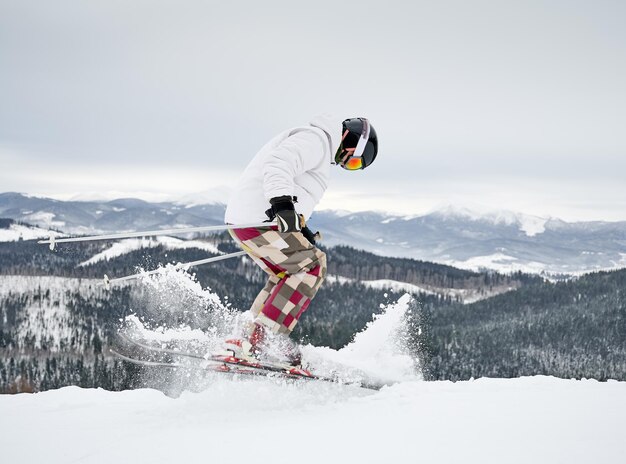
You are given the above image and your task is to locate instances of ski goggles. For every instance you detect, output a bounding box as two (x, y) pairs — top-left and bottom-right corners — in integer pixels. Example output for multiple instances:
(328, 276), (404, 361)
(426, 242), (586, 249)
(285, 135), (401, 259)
(335, 118), (373, 170)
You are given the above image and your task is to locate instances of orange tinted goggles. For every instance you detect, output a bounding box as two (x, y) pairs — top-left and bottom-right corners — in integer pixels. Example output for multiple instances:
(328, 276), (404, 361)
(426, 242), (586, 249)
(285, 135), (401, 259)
(343, 156), (364, 170)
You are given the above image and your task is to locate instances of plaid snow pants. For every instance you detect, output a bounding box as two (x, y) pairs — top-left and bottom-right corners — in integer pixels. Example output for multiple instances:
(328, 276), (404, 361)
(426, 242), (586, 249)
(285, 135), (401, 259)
(229, 226), (327, 334)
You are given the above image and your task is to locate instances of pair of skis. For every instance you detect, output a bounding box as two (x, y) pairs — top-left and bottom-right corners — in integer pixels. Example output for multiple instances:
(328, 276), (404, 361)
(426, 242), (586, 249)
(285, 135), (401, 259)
(112, 333), (384, 390)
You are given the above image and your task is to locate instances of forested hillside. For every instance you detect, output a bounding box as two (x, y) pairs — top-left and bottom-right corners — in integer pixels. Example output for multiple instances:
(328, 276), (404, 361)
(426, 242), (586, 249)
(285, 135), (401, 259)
(0, 233), (456, 392)
(422, 268), (626, 381)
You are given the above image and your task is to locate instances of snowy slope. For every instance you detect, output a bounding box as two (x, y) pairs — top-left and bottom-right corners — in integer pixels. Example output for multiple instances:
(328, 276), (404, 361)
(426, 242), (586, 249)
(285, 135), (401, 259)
(326, 274), (513, 304)
(0, 222), (63, 242)
(79, 236), (220, 266)
(1, 376), (623, 464)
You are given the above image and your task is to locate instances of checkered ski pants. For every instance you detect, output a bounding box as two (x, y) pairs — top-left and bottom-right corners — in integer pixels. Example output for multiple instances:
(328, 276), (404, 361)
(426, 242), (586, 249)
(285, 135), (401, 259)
(229, 226), (327, 334)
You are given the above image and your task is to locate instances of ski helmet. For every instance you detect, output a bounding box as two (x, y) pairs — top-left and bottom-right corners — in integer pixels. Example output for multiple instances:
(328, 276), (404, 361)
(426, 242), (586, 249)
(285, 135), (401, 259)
(335, 118), (378, 170)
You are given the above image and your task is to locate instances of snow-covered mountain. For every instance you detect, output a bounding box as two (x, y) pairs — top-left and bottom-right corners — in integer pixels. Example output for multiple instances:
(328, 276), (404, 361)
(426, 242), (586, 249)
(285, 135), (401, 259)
(312, 207), (626, 275)
(0, 192), (226, 235)
(2, 192), (626, 275)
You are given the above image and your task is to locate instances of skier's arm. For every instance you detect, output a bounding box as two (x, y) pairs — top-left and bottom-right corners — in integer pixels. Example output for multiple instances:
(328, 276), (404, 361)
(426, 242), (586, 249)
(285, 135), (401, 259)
(262, 130), (326, 200)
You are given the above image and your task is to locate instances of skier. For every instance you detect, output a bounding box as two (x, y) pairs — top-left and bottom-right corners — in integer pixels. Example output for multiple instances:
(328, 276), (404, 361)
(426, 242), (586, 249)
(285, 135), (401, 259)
(224, 114), (378, 366)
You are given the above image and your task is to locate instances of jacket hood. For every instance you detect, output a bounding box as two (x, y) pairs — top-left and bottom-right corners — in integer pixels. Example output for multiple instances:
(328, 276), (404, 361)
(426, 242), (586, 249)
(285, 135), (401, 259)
(309, 113), (345, 163)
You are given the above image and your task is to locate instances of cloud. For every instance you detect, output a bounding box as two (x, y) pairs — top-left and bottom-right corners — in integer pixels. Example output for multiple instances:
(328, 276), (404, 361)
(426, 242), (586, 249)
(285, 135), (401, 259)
(1, 1), (625, 220)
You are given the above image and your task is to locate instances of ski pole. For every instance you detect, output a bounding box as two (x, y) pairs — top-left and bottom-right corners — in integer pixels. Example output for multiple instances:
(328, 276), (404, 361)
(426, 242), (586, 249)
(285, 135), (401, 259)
(38, 222), (271, 250)
(103, 250), (246, 289)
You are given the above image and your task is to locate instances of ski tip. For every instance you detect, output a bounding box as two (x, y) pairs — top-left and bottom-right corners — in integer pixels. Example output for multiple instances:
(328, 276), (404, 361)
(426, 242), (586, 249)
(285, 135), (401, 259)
(288, 367), (313, 377)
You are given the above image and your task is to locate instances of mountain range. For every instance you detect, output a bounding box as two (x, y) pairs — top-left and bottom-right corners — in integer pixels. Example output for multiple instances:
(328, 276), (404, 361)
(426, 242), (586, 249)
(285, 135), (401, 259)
(1, 192), (625, 276)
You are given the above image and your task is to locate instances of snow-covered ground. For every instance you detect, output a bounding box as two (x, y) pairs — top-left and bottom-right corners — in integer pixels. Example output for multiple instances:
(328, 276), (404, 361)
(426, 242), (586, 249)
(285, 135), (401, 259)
(325, 274), (510, 304)
(79, 236), (221, 266)
(0, 222), (64, 242)
(444, 252), (548, 275)
(445, 252), (626, 278)
(1, 376), (623, 463)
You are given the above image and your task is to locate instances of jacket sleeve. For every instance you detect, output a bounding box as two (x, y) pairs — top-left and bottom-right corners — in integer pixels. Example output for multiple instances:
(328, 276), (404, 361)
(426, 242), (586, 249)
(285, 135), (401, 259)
(262, 129), (327, 200)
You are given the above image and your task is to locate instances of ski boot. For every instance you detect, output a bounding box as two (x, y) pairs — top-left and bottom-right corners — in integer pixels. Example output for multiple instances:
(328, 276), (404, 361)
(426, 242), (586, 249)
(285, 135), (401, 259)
(223, 323), (303, 367)
(222, 323), (265, 362)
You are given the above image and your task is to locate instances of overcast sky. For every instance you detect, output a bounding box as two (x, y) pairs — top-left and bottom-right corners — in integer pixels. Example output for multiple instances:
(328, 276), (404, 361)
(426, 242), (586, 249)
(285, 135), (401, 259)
(1, 0), (625, 221)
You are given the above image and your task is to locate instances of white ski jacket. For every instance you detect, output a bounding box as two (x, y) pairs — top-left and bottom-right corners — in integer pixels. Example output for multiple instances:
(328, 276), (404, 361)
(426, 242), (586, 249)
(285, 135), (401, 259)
(225, 113), (344, 225)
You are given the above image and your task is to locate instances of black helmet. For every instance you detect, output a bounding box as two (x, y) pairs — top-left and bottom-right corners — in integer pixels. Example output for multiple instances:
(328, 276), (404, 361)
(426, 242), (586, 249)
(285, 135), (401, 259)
(335, 118), (378, 170)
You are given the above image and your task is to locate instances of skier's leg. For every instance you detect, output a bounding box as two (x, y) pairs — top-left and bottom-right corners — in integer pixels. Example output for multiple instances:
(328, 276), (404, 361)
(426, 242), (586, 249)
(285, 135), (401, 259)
(229, 226), (326, 334)
(229, 228), (282, 319)
(249, 274), (281, 319)
(255, 250), (326, 334)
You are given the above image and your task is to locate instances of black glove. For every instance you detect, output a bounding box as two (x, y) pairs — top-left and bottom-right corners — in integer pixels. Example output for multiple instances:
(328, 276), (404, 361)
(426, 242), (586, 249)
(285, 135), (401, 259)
(269, 196), (302, 233)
